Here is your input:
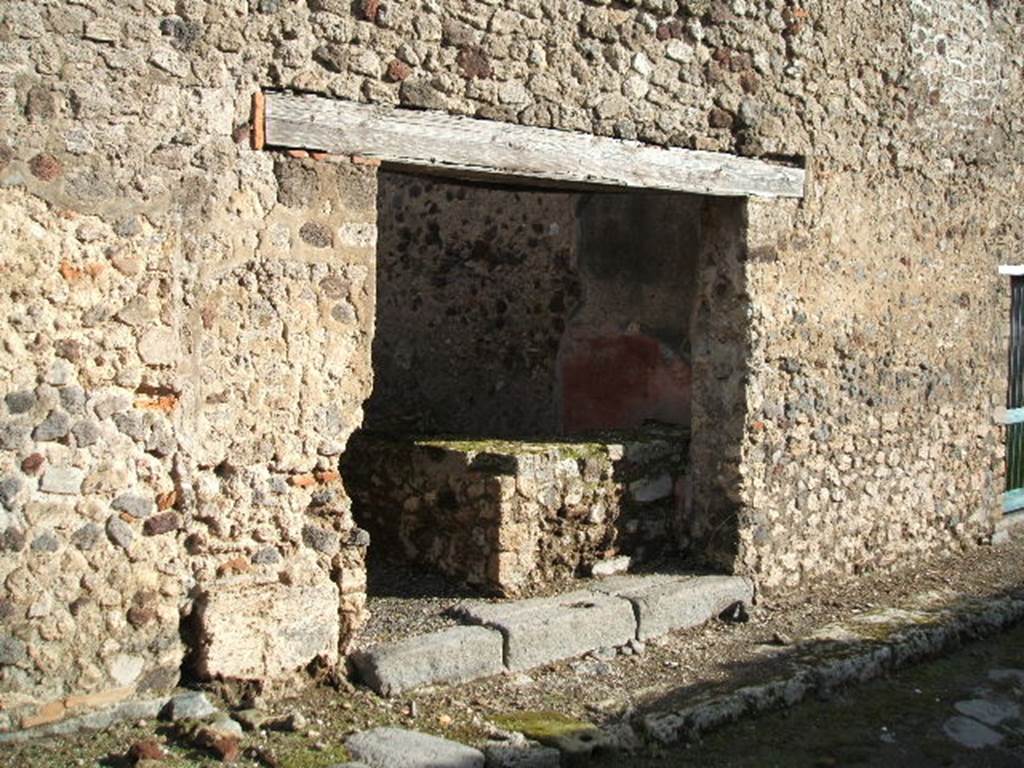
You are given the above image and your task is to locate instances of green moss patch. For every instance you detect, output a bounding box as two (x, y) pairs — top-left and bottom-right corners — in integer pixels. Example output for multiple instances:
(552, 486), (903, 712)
(491, 710), (599, 742)
(277, 742), (351, 768)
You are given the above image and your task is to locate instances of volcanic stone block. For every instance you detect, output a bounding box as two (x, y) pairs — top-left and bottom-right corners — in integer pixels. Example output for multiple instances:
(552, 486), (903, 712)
(347, 727), (484, 768)
(194, 575), (340, 680)
(5, 391), (36, 414)
(111, 493), (154, 519)
(32, 410), (71, 441)
(455, 589), (636, 672)
(352, 626), (504, 696)
(160, 691), (215, 721)
(40, 466), (84, 495)
(594, 574), (753, 641)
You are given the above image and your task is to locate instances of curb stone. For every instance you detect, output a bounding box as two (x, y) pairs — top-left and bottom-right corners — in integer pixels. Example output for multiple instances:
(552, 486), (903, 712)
(484, 744), (562, 767)
(622, 594), (1024, 748)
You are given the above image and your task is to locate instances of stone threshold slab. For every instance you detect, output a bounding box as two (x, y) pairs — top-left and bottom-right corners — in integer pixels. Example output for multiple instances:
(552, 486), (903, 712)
(351, 626), (505, 697)
(593, 574), (754, 641)
(354, 573), (754, 694)
(454, 589), (638, 673)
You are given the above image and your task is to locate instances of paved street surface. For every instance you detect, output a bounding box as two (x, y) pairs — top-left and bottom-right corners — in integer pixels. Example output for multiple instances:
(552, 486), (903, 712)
(600, 622), (1024, 767)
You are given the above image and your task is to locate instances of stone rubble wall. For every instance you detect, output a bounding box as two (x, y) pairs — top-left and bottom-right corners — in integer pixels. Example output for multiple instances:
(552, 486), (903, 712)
(0, 0), (1020, 732)
(683, 198), (751, 568)
(734, 175), (1014, 592)
(674, 1), (1023, 590)
(344, 432), (686, 595)
(0, 149), (377, 730)
(1, 0), (388, 727)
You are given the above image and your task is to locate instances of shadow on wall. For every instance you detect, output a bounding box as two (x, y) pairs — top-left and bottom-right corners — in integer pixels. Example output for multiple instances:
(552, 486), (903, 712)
(363, 170), (578, 438)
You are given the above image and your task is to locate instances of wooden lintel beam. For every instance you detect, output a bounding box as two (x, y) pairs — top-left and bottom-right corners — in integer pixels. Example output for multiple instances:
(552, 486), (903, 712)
(261, 92), (805, 200)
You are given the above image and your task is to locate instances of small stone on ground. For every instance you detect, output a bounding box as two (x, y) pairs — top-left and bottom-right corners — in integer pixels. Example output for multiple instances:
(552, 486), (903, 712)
(942, 715), (1005, 749)
(161, 691), (215, 721)
(953, 697), (1020, 726)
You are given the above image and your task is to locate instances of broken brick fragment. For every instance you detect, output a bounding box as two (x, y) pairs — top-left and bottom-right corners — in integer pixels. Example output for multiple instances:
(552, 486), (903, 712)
(358, 0), (380, 22)
(288, 473), (317, 488)
(29, 152), (62, 181)
(156, 490), (177, 510)
(386, 59), (412, 82)
(456, 46), (492, 79)
(143, 512), (180, 536)
(314, 469), (340, 484)
(216, 556), (250, 577)
(127, 739), (165, 763)
(21, 453), (44, 474)
(59, 260), (83, 282)
(135, 394), (179, 413)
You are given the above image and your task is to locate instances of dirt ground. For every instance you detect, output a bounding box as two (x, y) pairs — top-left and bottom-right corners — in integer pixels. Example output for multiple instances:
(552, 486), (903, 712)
(4, 536), (1024, 768)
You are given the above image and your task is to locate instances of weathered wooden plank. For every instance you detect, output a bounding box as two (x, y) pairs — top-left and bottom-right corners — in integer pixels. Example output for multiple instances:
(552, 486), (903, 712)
(263, 92), (805, 199)
(994, 407), (1024, 425)
(1003, 488), (1024, 514)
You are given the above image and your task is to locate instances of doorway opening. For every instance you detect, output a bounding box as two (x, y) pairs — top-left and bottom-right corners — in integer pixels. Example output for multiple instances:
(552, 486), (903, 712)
(342, 167), (733, 608)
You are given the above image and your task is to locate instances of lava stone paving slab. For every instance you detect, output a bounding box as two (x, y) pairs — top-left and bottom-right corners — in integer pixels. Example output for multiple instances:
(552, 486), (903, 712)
(454, 589), (637, 672)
